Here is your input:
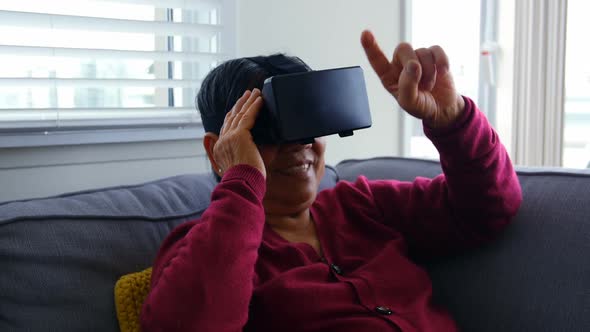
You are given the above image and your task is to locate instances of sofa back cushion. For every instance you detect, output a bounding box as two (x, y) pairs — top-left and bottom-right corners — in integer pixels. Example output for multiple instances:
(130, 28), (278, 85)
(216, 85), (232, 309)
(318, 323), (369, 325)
(0, 174), (214, 331)
(336, 157), (590, 332)
(0, 167), (338, 332)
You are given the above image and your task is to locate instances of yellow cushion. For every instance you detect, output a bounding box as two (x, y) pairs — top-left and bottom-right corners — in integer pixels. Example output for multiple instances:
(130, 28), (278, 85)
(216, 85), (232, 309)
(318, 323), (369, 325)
(114, 267), (153, 332)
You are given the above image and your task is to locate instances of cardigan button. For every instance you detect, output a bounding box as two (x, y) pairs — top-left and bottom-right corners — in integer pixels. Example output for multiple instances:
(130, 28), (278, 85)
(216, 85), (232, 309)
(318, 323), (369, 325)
(330, 263), (343, 275)
(375, 306), (393, 315)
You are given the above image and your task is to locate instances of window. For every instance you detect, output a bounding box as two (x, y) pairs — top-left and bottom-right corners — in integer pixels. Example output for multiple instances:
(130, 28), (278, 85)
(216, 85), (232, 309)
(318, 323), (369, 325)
(0, 0), (235, 147)
(408, 0), (589, 169)
(405, 0), (501, 160)
(563, 0), (590, 169)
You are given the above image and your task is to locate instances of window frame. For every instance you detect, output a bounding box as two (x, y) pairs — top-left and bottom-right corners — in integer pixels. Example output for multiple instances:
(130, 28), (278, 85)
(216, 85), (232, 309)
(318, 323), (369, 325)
(402, 0), (574, 168)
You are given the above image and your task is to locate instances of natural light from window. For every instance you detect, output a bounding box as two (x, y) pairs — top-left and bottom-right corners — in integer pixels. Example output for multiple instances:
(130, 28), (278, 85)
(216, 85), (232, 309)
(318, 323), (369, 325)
(563, 0), (590, 169)
(410, 0), (481, 160)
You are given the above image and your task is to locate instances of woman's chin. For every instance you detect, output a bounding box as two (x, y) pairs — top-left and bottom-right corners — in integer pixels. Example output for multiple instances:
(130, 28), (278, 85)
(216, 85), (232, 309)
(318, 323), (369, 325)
(263, 192), (317, 215)
(265, 180), (318, 209)
(263, 164), (323, 211)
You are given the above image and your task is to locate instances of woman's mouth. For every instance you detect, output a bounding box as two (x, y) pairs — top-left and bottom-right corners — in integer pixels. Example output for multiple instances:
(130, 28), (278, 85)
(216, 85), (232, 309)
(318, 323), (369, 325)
(276, 162), (313, 177)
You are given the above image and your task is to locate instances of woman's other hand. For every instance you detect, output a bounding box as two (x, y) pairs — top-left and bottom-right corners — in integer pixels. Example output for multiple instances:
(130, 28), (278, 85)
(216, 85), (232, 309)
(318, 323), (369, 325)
(360, 30), (465, 129)
(213, 89), (266, 178)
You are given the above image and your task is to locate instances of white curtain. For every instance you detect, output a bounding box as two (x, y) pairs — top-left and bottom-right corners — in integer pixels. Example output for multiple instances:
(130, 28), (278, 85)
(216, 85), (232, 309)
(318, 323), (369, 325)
(512, 0), (567, 166)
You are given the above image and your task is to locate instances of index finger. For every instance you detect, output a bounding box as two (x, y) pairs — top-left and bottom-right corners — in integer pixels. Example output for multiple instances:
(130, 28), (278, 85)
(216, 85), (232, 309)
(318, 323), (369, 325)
(361, 30), (391, 78)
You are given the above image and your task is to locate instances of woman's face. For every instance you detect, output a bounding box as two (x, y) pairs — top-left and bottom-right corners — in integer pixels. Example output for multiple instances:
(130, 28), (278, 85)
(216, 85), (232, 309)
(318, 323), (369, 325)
(258, 138), (326, 215)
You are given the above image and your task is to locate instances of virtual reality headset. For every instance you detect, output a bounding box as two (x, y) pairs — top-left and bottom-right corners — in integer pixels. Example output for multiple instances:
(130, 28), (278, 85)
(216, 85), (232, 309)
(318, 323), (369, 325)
(251, 66), (372, 145)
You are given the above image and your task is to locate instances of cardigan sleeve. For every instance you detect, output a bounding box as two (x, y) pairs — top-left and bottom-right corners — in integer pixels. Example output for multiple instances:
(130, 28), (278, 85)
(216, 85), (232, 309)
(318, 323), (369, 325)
(367, 97), (522, 259)
(140, 165), (266, 332)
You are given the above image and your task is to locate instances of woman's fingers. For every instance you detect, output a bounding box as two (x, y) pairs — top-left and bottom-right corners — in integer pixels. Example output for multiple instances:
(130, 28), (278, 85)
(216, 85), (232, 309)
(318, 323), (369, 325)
(393, 42), (420, 70)
(361, 30), (391, 79)
(235, 90), (252, 113)
(397, 60), (422, 111)
(220, 88), (262, 137)
(361, 30), (407, 92)
(241, 89), (260, 115)
(415, 48), (437, 91)
(238, 96), (264, 130)
(233, 89), (260, 125)
(361, 37), (460, 126)
(221, 90), (251, 134)
(429, 45), (450, 74)
(214, 89), (266, 178)
(391, 43), (420, 110)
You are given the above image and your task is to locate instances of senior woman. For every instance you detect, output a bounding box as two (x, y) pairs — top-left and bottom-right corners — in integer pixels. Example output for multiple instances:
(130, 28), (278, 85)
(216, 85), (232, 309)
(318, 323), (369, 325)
(140, 30), (522, 332)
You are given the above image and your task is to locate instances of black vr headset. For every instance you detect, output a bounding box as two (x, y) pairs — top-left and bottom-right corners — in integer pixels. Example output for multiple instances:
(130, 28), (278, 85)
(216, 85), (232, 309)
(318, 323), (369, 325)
(250, 66), (373, 145)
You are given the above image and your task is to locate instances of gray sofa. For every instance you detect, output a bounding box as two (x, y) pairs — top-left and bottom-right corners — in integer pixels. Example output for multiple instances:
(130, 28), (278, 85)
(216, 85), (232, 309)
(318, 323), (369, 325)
(1, 157), (588, 332)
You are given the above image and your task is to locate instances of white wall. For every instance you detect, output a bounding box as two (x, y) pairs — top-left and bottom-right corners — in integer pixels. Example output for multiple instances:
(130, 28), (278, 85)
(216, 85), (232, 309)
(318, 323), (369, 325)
(0, 139), (209, 203)
(237, 0), (403, 166)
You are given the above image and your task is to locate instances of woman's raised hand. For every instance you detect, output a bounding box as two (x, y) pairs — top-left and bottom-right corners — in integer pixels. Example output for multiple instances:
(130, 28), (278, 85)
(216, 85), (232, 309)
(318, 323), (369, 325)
(213, 89), (266, 178)
(360, 30), (465, 129)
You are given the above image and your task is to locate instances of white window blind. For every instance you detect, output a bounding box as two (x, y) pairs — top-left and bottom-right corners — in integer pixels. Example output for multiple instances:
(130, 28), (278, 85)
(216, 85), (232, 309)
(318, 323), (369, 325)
(0, 0), (234, 144)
